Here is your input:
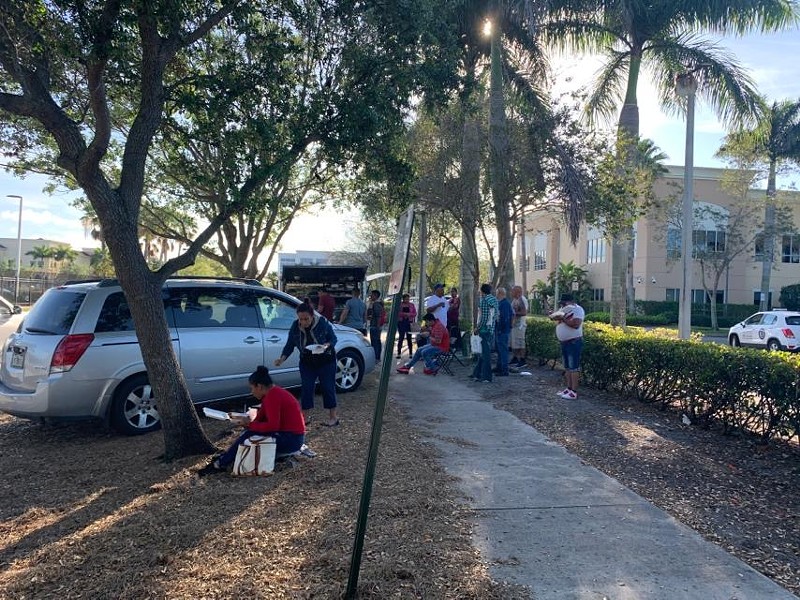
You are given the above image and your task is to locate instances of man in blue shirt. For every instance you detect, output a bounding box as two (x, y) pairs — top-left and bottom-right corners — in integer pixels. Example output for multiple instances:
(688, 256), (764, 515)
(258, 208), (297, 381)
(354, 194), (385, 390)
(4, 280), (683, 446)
(494, 287), (513, 376)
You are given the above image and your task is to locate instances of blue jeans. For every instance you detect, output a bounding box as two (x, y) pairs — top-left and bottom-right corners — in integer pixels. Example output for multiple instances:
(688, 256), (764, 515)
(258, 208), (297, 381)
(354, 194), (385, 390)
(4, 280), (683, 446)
(471, 331), (493, 381)
(217, 430), (305, 468)
(369, 326), (383, 361)
(496, 330), (510, 374)
(406, 344), (443, 370)
(299, 360), (337, 410)
(560, 337), (584, 371)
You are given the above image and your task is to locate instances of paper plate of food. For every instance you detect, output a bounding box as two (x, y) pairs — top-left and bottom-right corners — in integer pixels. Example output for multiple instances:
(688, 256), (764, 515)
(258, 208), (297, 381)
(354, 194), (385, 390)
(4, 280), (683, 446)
(305, 344), (326, 354)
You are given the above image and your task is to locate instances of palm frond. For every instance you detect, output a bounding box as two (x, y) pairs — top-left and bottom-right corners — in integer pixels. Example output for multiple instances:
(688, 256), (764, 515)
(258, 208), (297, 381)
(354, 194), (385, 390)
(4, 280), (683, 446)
(672, 0), (799, 34)
(646, 31), (762, 128)
(584, 49), (629, 127)
(541, 18), (622, 54)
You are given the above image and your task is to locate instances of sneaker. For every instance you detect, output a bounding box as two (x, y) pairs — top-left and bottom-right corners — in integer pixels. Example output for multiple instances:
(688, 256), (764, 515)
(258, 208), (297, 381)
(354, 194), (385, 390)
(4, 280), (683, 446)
(556, 388), (571, 398)
(423, 368), (437, 375)
(396, 366), (411, 374)
(564, 389), (578, 399)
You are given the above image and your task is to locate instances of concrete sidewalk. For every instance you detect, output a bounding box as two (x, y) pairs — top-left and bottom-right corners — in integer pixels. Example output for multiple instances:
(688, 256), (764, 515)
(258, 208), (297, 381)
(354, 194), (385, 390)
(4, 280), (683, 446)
(387, 368), (797, 600)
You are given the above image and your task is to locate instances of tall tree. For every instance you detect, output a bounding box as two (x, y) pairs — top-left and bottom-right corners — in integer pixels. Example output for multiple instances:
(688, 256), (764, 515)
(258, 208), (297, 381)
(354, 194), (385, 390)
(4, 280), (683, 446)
(544, 0), (798, 326)
(0, 0), (459, 460)
(718, 98), (800, 311)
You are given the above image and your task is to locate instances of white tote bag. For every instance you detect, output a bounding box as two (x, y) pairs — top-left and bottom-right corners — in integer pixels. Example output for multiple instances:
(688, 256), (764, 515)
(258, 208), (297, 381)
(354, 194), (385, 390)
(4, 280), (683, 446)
(233, 436), (276, 476)
(470, 334), (483, 354)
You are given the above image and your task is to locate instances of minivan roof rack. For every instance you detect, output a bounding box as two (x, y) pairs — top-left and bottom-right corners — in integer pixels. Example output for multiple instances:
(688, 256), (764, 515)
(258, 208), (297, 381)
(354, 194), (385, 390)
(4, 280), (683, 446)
(62, 278), (107, 285)
(64, 276), (264, 288)
(164, 276), (263, 286)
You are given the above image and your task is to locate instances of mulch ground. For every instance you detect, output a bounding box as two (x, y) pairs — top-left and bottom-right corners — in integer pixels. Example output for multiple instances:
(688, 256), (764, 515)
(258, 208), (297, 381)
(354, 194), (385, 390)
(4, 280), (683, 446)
(0, 372), (525, 600)
(0, 357), (797, 599)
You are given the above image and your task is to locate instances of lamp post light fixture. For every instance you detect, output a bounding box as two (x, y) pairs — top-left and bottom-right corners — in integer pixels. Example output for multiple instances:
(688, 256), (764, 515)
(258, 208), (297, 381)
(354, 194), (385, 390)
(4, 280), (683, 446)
(6, 194), (23, 305)
(675, 72), (697, 340)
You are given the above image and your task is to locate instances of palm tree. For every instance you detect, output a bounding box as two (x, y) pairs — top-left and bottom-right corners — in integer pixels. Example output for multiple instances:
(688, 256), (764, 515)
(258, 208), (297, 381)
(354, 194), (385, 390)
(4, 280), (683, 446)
(453, 0), (588, 298)
(51, 245), (79, 271)
(26, 245), (55, 271)
(544, 0), (798, 325)
(719, 98), (800, 310)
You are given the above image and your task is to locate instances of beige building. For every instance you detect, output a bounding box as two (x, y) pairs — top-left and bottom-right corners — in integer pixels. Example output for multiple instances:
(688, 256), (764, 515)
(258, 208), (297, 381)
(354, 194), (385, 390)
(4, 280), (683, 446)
(519, 166), (800, 307)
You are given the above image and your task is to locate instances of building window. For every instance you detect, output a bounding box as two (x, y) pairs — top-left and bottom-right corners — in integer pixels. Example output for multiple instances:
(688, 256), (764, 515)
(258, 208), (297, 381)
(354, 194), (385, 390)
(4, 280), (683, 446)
(666, 288), (680, 302)
(666, 228), (681, 260)
(753, 233), (764, 260)
(782, 234), (800, 263)
(692, 289), (724, 304)
(692, 229), (726, 254)
(591, 288), (604, 301)
(586, 226), (606, 264)
(533, 233), (547, 271)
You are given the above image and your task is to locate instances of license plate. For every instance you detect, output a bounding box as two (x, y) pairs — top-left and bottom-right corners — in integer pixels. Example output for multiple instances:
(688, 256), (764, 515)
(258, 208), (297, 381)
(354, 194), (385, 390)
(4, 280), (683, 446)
(11, 349), (25, 369)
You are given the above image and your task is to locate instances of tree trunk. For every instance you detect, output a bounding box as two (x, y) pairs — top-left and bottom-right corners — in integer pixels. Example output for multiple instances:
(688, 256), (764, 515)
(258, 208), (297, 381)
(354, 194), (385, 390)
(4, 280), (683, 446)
(461, 110), (482, 327)
(611, 51), (642, 327)
(92, 184), (216, 460)
(759, 159), (778, 311)
(610, 238), (629, 326)
(626, 234), (635, 312)
(488, 25), (515, 290)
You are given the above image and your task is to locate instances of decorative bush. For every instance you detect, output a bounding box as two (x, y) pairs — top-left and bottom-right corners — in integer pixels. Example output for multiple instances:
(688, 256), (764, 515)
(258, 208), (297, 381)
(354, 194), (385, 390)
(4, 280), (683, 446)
(779, 284), (800, 311)
(526, 319), (800, 444)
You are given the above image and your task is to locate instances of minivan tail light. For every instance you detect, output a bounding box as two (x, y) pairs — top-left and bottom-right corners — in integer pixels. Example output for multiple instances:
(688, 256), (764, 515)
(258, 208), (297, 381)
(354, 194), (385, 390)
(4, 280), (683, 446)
(782, 328), (795, 339)
(51, 334), (94, 373)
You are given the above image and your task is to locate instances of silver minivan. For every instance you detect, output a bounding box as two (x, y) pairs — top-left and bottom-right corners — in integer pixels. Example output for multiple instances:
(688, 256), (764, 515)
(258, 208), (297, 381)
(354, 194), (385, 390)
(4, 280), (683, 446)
(0, 278), (376, 434)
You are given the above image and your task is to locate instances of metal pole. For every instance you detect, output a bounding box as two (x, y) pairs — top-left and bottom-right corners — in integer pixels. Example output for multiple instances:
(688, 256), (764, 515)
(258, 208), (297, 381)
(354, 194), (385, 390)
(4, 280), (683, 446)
(676, 74), (697, 340)
(6, 195), (23, 305)
(417, 210), (427, 308)
(519, 215), (528, 293)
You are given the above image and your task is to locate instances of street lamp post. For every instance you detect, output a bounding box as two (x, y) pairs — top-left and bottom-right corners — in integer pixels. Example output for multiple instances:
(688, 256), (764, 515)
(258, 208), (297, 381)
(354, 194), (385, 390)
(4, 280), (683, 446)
(675, 73), (697, 340)
(6, 195), (23, 305)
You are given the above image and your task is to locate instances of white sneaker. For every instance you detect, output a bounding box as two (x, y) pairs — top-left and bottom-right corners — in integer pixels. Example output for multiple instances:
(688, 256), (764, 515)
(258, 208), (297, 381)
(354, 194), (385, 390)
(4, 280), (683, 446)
(561, 389), (578, 400)
(556, 388), (571, 398)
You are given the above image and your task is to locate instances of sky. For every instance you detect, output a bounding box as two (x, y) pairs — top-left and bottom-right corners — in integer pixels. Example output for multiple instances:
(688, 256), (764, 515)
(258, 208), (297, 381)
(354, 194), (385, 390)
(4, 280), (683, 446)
(1, 28), (799, 254)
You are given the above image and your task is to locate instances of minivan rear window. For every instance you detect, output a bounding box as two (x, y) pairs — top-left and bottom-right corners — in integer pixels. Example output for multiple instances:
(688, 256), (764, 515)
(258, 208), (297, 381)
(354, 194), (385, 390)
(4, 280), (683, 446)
(23, 289), (86, 335)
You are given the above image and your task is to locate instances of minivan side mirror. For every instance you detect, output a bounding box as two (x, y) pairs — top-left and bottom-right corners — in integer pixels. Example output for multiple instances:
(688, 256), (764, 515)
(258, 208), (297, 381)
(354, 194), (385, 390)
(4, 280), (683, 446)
(12, 305), (22, 314)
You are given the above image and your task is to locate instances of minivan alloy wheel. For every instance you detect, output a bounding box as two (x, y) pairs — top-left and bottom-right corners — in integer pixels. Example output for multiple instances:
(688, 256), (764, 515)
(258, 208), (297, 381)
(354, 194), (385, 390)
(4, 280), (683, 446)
(111, 375), (161, 435)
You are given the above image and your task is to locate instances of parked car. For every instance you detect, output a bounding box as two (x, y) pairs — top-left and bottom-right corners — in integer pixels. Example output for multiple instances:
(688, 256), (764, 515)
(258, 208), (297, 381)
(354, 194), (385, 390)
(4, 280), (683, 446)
(0, 277), (376, 435)
(727, 309), (800, 351)
(0, 295), (22, 316)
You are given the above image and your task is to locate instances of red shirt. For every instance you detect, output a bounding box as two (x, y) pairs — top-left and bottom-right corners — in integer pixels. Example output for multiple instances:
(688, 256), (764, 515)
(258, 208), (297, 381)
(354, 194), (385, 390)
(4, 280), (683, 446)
(248, 386), (306, 435)
(317, 293), (335, 320)
(429, 320), (450, 352)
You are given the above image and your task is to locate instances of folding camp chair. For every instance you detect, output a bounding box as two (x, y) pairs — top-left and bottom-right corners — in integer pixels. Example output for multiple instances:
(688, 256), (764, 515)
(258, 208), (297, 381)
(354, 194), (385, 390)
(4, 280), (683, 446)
(432, 335), (465, 375)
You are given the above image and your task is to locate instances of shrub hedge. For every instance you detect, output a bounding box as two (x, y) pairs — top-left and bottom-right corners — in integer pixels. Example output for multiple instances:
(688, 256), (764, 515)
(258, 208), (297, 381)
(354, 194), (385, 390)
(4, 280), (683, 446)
(525, 317), (800, 444)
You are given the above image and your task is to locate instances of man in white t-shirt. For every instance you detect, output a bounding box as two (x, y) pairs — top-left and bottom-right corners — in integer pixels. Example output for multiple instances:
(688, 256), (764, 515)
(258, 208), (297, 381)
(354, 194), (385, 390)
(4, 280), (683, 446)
(550, 293), (585, 400)
(424, 283), (449, 324)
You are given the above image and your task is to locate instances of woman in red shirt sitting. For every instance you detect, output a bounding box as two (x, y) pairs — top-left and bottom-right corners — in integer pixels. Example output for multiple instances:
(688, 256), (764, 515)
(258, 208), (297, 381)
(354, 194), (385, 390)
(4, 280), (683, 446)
(199, 365), (306, 475)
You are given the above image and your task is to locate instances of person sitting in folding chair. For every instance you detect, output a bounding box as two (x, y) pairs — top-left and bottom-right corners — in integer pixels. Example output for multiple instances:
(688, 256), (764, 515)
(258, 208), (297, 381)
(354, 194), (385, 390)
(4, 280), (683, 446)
(396, 313), (450, 375)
